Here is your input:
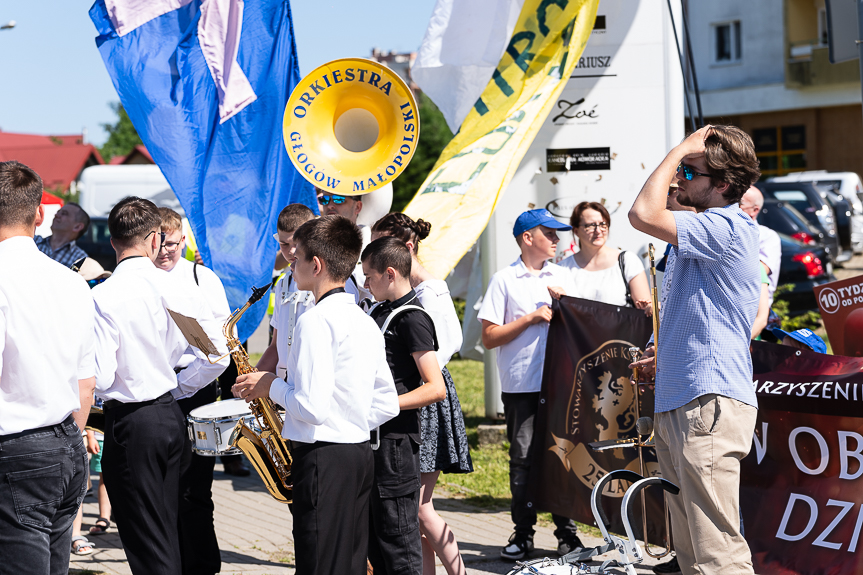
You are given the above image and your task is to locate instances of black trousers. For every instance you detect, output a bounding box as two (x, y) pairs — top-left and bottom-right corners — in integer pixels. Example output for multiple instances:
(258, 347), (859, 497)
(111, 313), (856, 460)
(176, 383), (221, 575)
(0, 416), (88, 575)
(368, 436), (423, 575)
(502, 392), (578, 539)
(102, 393), (190, 575)
(217, 352), (244, 467)
(292, 441), (373, 575)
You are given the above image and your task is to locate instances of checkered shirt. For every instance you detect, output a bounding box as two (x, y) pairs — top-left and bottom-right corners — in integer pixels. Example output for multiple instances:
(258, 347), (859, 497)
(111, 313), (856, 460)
(34, 235), (89, 269)
(654, 204), (760, 413)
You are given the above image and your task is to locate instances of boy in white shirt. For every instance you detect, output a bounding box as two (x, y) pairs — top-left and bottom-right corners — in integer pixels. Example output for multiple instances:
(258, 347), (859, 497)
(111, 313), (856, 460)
(234, 215), (399, 575)
(257, 203), (316, 380)
(477, 208), (581, 561)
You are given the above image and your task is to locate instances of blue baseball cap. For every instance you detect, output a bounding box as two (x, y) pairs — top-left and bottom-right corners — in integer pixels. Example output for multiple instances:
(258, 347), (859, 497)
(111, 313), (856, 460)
(513, 209), (572, 237)
(771, 328), (826, 354)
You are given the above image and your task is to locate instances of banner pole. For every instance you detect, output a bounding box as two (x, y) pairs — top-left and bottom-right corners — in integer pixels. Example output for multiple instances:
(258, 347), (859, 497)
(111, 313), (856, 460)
(481, 221), (505, 420)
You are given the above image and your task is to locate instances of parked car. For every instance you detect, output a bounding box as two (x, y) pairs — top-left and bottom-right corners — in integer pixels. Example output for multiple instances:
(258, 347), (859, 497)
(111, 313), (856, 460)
(757, 199), (826, 247)
(76, 216), (115, 272)
(769, 171), (863, 253)
(774, 232), (836, 313)
(823, 189), (853, 254)
(757, 181), (844, 263)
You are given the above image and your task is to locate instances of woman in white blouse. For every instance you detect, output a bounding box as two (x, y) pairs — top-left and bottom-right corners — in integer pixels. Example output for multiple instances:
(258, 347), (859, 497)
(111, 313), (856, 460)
(372, 213), (472, 575)
(559, 201), (652, 314)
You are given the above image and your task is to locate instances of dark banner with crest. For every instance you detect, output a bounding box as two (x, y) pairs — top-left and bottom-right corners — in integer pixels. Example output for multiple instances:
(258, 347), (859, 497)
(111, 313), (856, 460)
(528, 296), (863, 574)
(526, 296), (660, 542)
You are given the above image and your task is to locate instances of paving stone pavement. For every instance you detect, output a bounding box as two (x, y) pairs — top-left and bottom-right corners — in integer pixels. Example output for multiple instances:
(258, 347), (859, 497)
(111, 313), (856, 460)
(69, 461), (665, 575)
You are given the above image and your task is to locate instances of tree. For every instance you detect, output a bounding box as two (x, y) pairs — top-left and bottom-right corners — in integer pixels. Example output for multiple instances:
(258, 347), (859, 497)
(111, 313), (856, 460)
(99, 103), (143, 162)
(391, 92), (454, 212)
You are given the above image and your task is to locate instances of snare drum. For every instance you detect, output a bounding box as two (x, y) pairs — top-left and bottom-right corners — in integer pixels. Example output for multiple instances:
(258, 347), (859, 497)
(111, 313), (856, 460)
(187, 399), (254, 456)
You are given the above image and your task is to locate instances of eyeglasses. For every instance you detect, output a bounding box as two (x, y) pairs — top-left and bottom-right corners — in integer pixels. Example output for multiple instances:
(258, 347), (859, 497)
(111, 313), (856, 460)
(160, 240), (183, 253)
(318, 194), (349, 206)
(581, 222), (609, 232)
(145, 230), (167, 250)
(677, 164), (711, 181)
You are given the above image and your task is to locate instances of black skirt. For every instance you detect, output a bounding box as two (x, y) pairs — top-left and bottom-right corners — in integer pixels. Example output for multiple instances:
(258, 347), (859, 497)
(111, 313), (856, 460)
(419, 366), (474, 474)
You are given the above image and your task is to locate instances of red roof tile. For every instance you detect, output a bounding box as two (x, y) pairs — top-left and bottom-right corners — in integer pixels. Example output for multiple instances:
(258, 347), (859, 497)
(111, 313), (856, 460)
(0, 131), (103, 191)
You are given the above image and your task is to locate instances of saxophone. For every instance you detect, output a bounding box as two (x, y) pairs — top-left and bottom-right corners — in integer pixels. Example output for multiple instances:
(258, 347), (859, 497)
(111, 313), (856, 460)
(224, 285), (293, 503)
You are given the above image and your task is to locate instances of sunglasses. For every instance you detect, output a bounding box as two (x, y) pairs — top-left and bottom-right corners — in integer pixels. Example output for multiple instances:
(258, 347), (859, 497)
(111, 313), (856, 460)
(677, 164), (711, 181)
(145, 230), (167, 249)
(317, 194), (349, 206)
(581, 222), (609, 232)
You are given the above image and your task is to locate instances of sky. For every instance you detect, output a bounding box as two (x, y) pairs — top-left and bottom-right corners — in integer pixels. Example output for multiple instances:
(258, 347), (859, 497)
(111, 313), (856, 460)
(0, 1), (436, 147)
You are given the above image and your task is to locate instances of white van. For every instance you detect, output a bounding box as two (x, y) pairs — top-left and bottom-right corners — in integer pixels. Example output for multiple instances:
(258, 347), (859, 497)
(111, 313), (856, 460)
(768, 171), (863, 254)
(78, 165), (184, 217)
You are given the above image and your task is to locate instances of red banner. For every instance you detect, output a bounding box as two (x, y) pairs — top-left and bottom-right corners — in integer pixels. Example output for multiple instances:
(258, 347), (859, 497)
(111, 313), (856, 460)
(744, 341), (863, 575)
(813, 276), (863, 356)
(529, 297), (863, 574)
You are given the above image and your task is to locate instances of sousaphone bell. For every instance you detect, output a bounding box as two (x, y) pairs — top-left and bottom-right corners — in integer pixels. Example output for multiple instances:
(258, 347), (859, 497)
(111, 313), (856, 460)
(283, 58), (420, 196)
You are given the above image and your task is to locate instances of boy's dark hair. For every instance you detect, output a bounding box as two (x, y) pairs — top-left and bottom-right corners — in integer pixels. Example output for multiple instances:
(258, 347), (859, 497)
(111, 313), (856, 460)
(108, 196), (161, 246)
(361, 236), (412, 278)
(703, 125), (761, 204)
(277, 203), (316, 233)
(293, 215), (362, 282)
(371, 212), (432, 254)
(0, 161), (43, 228)
(66, 202), (91, 240)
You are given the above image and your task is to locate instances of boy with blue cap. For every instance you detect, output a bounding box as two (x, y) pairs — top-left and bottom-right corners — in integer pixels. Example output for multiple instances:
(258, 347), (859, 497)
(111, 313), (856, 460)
(772, 327), (827, 354)
(477, 208), (582, 560)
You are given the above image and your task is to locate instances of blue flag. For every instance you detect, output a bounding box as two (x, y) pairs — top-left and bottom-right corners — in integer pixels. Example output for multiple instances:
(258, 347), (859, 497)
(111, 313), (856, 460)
(90, 0), (315, 340)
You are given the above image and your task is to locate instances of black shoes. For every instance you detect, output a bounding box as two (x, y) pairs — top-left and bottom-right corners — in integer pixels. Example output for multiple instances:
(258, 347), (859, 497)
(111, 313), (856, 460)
(501, 532), (535, 560)
(222, 460), (251, 477)
(556, 533), (584, 556)
(652, 555), (681, 574)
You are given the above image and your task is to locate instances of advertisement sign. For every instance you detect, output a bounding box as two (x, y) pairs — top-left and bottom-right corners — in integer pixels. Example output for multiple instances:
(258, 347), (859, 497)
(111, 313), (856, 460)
(813, 276), (863, 356)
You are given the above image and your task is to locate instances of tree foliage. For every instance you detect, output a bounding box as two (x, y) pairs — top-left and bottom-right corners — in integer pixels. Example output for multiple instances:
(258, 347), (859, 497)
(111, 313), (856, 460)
(391, 92), (454, 212)
(99, 103), (143, 162)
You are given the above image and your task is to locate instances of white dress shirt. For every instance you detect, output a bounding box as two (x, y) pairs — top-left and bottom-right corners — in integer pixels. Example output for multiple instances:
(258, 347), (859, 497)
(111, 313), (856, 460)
(269, 291), (399, 443)
(92, 257), (229, 402)
(415, 279), (463, 369)
(0, 237), (96, 434)
(758, 224), (781, 302)
(477, 257), (575, 394)
(169, 258), (231, 398)
(270, 270), (315, 380)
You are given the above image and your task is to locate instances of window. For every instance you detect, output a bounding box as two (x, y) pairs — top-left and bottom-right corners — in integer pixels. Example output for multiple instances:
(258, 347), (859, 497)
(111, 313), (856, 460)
(713, 21), (742, 63)
(753, 126), (807, 178)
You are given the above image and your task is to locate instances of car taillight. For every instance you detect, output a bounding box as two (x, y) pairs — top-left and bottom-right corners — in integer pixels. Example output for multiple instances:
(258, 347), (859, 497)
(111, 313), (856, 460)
(792, 232), (816, 245)
(793, 252), (824, 278)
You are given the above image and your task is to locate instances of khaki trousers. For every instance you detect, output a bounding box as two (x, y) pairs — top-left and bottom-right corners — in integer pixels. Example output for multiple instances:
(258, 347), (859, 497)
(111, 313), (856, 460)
(655, 394), (757, 575)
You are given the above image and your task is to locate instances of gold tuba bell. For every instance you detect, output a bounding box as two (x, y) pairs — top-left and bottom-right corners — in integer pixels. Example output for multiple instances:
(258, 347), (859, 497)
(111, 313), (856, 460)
(283, 58), (420, 197)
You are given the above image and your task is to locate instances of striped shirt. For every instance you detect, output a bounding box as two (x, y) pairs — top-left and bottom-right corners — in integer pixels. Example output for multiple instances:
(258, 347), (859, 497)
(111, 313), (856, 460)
(655, 204), (760, 413)
(34, 235), (88, 269)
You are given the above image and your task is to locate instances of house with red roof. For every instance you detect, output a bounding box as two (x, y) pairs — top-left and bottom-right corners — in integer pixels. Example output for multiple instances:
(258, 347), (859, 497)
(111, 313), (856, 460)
(0, 131), (104, 194)
(108, 144), (154, 165)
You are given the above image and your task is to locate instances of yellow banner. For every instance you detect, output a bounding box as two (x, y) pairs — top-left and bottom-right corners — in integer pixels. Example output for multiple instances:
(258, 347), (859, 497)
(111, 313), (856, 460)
(404, 0), (600, 278)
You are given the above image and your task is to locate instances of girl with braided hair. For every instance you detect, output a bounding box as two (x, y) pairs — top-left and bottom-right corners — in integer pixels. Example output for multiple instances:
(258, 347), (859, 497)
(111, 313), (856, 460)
(371, 213), (473, 575)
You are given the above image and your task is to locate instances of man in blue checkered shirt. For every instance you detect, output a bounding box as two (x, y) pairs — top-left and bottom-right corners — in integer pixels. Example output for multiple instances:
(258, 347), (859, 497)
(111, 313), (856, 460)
(629, 125), (761, 575)
(34, 203), (90, 268)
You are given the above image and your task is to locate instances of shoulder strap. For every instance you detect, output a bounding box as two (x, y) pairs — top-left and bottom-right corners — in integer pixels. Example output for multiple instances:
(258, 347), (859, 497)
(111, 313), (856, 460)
(379, 305), (439, 351)
(193, 263), (200, 286)
(618, 251), (634, 307)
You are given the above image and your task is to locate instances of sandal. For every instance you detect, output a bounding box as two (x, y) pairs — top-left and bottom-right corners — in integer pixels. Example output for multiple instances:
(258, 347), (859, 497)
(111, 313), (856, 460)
(72, 536), (96, 556)
(89, 517), (111, 535)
